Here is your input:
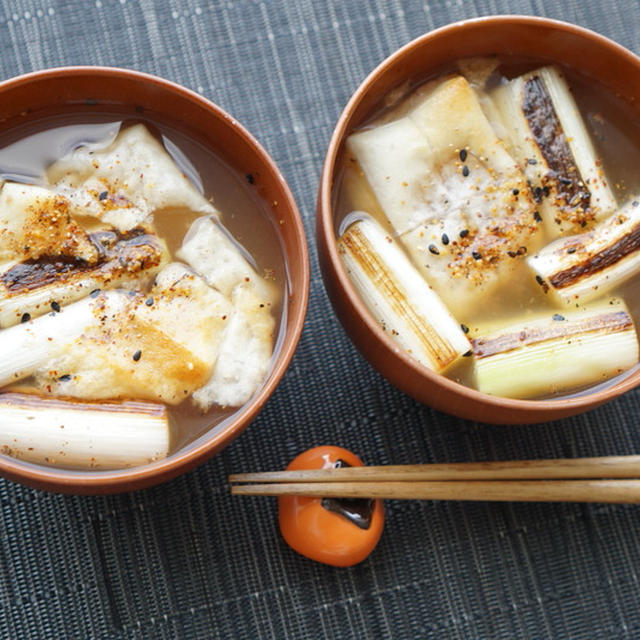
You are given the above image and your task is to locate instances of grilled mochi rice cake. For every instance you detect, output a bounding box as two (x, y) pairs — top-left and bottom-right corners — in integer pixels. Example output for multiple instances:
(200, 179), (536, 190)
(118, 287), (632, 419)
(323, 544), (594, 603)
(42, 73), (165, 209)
(346, 74), (543, 317)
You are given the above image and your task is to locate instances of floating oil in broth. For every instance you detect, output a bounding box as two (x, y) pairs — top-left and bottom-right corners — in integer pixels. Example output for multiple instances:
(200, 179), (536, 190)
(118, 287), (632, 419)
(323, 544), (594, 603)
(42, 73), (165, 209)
(0, 109), (287, 463)
(333, 57), (640, 399)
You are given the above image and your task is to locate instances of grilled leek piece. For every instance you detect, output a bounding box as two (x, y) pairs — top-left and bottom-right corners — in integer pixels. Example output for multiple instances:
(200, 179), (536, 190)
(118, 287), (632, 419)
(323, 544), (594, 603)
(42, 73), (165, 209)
(0, 393), (169, 469)
(0, 291), (129, 387)
(0, 227), (169, 327)
(527, 198), (640, 305)
(47, 124), (217, 231)
(471, 298), (638, 398)
(490, 66), (617, 237)
(346, 75), (541, 317)
(338, 214), (470, 372)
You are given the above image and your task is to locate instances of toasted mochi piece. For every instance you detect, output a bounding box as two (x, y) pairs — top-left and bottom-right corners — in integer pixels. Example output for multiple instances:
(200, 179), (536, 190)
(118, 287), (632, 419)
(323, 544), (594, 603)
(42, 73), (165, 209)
(33, 264), (232, 404)
(177, 215), (278, 304)
(0, 227), (170, 327)
(47, 124), (216, 231)
(192, 281), (275, 409)
(0, 182), (98, 263)
(347, 75), (541, 317)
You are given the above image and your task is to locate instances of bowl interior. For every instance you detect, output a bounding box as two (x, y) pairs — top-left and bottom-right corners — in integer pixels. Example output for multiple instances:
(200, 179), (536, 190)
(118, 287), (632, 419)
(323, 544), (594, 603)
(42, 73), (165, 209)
(0, 67), (309, 492)
(318, 16), (640, 423)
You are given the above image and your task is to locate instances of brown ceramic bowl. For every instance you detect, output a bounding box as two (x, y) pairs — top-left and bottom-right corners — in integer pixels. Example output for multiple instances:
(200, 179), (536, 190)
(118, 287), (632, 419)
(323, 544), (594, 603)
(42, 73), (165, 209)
(317, 15), (640, 424)
(0, 66), (309, 493)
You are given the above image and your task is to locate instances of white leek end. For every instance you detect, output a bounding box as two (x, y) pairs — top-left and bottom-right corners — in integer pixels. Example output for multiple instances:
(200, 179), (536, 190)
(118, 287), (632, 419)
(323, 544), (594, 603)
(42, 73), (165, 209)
(0, 291), (127, 387)
(0, 393), (169, 469)
(338, 214), (470, 372)
(527, 198), (640, 305)
(472, 298), (639, 399)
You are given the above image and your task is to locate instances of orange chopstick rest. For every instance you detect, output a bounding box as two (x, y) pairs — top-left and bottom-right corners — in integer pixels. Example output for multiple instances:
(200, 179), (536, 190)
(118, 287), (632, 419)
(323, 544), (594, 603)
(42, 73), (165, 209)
(278, 446), (384, 567)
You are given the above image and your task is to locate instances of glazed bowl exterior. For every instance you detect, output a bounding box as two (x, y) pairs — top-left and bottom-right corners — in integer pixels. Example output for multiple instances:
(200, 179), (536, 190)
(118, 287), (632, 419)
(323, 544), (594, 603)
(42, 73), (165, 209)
(317, 15), (640, 424)
(0, 66), (309, 493)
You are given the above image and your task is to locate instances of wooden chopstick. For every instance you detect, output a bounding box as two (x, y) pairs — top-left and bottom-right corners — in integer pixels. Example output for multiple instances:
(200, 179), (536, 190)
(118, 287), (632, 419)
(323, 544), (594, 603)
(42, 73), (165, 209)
(230, 479), (640, 502)
(229, 455), (640, 503)
(229, 455), (640, 483)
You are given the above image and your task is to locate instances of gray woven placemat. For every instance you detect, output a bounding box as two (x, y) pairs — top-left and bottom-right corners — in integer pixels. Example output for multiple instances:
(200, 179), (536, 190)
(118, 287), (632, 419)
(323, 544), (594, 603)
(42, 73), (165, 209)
(1, 1), (640, 638)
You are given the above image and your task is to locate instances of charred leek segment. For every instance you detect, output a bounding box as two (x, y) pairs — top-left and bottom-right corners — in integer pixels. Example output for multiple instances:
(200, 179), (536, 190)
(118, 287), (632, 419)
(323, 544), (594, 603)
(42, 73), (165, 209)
(338, 215), (470, 372)
(346, 75), (540, 317)
(0, 227), (170, 327)
(0, 393), (169, 469)
(471, 299), (639, 399)
(490, 66), (617, 237)
(0, 291), (128, 388)
(47, 124), (217, 232)
(527, 199), (640, 305)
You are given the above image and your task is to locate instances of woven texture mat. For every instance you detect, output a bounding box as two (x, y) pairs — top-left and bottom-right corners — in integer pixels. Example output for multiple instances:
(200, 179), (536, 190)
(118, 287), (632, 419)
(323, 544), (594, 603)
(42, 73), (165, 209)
(1, 1), (640, 638)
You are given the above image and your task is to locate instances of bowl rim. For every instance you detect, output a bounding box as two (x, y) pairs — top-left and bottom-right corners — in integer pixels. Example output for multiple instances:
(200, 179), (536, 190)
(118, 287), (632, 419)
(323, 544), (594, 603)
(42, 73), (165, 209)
(0, 65), (310, 492)
(317, 15), (640, 419)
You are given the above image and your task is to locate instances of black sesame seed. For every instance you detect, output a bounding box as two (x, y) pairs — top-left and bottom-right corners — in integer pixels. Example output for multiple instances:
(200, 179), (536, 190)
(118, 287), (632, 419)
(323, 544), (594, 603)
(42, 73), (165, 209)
(535, 275), (545, 285)
(428, 244), (440, 255)
(441, 233), (449, 245)
(145, 297), (154, 306)
(567, 247), (576, 254)
(98, 191), (108, 201)
(633, 201), (639, 207)
(20, 313), (31, 323)
(58, 374), (71, 382)
(534, 186), (543, 202)
(246, 173), (255, 185)
(559, 176), (572, 185)
(459, 229), (469, 238)
(533, 210), (542, 223)
(472, 251), (482, 260)
(543, 185), (550, 196)
(527, 158), (538, 165)
(132, 350), (142, 362)
(460, 323), (469, 334)
(459, 149), (467, 162)
(51, 301), (60, 312)
(89, 289), (101, 298)
(512, 188), (519, 196)
(461, 165), (470, 177)
(463, 350), (472, 357)
(552, 313), (565, 321)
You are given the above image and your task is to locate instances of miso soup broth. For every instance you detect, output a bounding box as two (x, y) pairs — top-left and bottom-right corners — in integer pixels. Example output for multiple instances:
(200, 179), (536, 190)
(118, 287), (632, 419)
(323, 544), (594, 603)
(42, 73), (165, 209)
(0, 108), (288, 467)
(334, 57), (640, 400)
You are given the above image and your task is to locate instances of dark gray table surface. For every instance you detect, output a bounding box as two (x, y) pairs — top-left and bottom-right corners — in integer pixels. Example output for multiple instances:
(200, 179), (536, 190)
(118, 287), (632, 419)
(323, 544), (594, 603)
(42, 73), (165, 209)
(1, 1), (640, 638)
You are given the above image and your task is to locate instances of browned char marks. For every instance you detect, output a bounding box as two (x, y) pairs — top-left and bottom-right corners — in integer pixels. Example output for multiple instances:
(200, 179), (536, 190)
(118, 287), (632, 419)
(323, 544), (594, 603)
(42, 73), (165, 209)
(522, 75), (592, 226)
(341, 226), (460, 369)
(550, 222), (640, 289)
(472, 310), (632, 358)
